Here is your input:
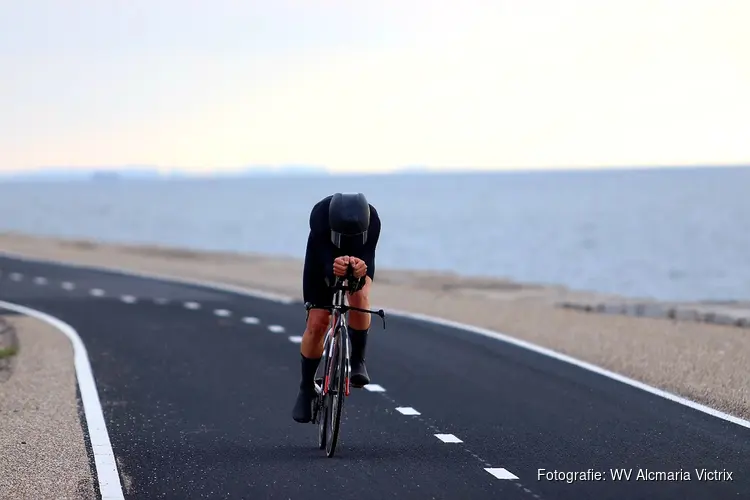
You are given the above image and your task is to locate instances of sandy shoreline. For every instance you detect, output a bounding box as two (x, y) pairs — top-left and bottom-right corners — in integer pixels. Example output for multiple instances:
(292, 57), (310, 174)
(0, 231), (748, 423)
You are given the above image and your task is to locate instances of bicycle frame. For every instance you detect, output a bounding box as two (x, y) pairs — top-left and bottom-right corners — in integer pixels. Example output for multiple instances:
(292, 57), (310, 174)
(305, 267), (387, 456)
(307, 271), (387, 401)
(316, 285), (352, 397)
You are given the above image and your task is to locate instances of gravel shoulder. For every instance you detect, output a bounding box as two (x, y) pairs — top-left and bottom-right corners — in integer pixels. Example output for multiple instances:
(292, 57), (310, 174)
(0, 231), (747, 422)
(0, 311), (95, 500)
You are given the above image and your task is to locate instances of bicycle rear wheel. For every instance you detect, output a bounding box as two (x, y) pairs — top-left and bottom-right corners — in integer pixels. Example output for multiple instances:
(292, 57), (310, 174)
(325, 327), (346, 457)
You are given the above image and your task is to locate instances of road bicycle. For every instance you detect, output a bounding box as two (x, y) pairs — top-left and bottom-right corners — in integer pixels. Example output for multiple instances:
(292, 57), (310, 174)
(304, 265), (387, 457)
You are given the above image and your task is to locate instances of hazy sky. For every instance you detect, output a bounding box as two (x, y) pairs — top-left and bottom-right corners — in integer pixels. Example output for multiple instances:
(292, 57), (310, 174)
(2, 0), (749, 173)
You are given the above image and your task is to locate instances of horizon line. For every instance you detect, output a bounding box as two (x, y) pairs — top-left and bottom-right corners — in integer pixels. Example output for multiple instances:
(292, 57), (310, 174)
(1, 162), (749, 178)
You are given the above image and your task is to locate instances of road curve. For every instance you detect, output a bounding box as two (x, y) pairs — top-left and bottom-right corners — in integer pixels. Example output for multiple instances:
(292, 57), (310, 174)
(0, 254), (748, 500)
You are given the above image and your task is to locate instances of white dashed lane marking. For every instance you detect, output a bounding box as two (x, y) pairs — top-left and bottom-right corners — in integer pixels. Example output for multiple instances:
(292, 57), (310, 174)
(364, 384), (386, 392)
(90, 289), (105, 297)
(184, 302), (201, 310)
(484, 468), (519, 480)
(34, 277), (48, 285)
(395, 407), (421, 416)
(214, 309), (232, 317)
(121, 295), (137, 304)
(288, 335), (303, 343)
(242, 317), (260, 325)
(10, 273), (22, 281)
(268, 325), (285, 333)
(154, 298), (169, 305)
(62, 282), (75, 290)
(435, 434), (463, 443)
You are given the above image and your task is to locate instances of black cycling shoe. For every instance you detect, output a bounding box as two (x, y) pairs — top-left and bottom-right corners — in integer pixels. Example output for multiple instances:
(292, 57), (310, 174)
(292, 388), (316, 423)
(350, 358), (370, 388)
(349, 328), (371, 388)
(293, 354), (321, 423)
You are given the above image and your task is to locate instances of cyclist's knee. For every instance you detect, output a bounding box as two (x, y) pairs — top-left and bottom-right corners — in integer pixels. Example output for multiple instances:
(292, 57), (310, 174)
(305, 310), (330, 338)
(348, 277), (372, 308)
(348, 278), (372, 329)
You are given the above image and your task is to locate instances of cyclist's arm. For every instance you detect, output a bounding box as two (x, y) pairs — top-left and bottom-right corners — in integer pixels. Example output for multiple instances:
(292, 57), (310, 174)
(320, 237), (336, 282)
(309, 201), (336, 282)
(359, 204), (381, 280)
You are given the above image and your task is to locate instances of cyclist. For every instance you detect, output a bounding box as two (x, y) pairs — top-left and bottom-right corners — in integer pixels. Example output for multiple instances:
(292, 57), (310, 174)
(292, 192), (382, 423)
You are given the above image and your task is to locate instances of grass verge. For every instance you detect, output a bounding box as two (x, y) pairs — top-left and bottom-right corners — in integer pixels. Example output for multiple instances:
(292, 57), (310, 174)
(0, 345), (19, 359)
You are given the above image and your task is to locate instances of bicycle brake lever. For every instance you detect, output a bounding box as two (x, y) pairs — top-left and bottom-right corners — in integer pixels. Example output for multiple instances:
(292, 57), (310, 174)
(378, 310), (386, 329)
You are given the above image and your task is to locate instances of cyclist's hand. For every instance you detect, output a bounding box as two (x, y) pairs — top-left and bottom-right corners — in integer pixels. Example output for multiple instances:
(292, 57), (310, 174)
(333, 256), (351, 277)
(350, 257), (367, 278)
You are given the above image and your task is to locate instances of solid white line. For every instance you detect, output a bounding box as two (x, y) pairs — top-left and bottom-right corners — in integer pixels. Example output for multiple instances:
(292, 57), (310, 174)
(62, 282), (76, 290)
(214, 309), (232, 317)
(242, 316), (260, 325)
(34, 277), (48, 285)
(184, 302), (201, 310)
(0, 250), (294, 304)
(288, 335), (303, 343)
(268, 325), (285, 333)
(364, 384), (386, 392)
(381, 307), (750, 430)
(395, 407), (421, 416)
(4, 249), (748, 429)
(90, 289), (105, 297)
(435, 433), (463, 443)
(0, 300), (125, 499)
(121, 295), (137, 304)
(485, 468), (519, 480)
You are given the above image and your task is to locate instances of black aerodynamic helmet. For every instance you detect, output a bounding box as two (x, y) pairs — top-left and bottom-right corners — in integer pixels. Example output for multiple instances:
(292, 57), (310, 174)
(328, 192), (371, 248)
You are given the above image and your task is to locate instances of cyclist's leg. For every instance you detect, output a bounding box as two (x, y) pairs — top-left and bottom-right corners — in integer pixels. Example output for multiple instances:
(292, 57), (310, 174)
(293, 234), (332, 423)
(347, 276), (373, 387)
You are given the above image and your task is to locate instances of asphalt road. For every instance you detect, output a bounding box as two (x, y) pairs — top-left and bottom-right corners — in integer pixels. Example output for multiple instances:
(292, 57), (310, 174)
(1, 254), (748, 500)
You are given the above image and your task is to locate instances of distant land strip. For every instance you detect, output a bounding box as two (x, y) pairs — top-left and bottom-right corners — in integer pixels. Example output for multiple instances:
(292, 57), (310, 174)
(557, 300), (750, 329)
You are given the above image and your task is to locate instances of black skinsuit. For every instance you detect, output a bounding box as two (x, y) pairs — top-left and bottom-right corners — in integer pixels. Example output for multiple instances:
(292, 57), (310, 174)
(302, 195), (381, 306)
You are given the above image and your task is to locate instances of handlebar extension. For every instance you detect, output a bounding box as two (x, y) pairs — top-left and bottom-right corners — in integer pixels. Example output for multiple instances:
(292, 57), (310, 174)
(304, 301), (387, 330)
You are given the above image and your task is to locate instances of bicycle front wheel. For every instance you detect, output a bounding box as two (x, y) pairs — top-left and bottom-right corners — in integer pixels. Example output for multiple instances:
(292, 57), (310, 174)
(325, 327), (346, 457)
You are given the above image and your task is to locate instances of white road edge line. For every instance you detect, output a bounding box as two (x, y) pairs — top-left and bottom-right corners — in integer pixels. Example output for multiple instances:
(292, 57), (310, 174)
(364, 384), (386, 392)
(268, 325), (285, 333)
(0, 300), (125, 499)
(435, 433), (463, 443)
(395, 407), (421, 416)
(288, 335), (303, 343)
(485, 468), (519, 480)
(4, 250), (749, 429)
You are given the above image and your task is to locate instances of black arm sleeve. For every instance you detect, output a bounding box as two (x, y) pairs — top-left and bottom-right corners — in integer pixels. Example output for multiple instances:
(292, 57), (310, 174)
(310, 203), (335, 282)
(319, 236), (335, 282)
(359, 205), (381, 280)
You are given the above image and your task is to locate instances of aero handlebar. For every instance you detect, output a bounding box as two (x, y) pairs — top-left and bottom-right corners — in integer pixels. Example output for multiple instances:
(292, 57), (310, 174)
(304, 264), (386, 329)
